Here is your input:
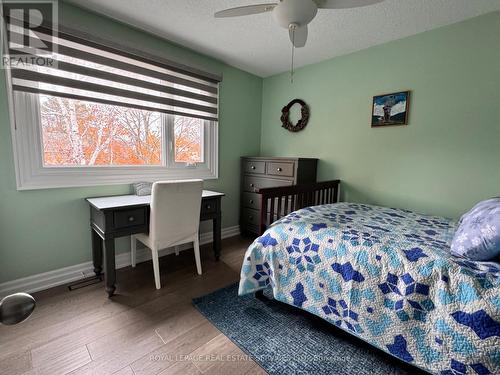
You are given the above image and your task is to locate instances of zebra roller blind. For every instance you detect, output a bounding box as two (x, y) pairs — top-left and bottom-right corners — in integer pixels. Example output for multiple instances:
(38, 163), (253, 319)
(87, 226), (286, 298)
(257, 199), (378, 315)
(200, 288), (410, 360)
(5, 18), (221, 121)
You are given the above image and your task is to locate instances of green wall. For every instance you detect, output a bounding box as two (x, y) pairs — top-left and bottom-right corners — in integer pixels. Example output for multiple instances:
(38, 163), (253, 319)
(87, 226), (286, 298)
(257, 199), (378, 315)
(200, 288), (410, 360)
(0, 3), (263, 283)
(261, 11), (500, 220)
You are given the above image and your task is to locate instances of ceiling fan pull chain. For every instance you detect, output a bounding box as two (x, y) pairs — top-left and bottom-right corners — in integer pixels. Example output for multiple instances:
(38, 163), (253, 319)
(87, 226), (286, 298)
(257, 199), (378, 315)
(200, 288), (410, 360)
(290, 26), (295, 83)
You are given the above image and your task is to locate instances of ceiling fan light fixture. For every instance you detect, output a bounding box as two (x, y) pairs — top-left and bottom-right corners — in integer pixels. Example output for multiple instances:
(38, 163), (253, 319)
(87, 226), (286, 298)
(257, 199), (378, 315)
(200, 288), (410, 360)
(214, 0), (386, 79)
(272, 0), (318, 29)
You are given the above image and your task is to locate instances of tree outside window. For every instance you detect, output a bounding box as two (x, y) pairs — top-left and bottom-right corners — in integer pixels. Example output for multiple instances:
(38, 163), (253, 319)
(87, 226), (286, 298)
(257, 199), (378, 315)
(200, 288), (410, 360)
(40, 95), (205, 167)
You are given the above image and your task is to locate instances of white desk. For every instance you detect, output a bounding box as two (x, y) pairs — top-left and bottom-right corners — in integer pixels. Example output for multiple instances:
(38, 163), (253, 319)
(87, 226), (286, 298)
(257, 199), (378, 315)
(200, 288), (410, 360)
(86, 190), (224, 210)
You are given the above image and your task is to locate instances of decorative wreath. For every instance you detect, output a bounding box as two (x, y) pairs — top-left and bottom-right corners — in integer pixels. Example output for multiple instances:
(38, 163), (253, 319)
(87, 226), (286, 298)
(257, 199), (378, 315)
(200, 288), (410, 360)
(280, 99), (310, 132)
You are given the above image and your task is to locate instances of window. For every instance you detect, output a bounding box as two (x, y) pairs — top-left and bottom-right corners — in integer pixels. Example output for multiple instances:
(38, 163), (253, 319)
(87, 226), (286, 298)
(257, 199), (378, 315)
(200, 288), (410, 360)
(174, 116), (204, 164)
(4, 18), (221, 189)
(39, 95), (208, 168)
(40, 96), (163, 167)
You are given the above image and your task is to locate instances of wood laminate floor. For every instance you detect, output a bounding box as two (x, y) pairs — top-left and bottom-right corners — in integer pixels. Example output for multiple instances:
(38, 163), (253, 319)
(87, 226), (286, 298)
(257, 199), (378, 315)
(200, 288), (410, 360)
(0, 236), (267, 375)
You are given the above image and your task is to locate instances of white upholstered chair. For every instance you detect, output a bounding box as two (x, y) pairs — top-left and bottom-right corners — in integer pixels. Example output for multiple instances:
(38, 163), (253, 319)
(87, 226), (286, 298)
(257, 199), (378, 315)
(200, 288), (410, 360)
(131, 180), (203, 289)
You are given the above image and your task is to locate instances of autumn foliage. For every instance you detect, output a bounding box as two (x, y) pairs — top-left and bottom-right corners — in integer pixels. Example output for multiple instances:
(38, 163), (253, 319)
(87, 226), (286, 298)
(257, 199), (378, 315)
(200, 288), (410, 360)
(40, 95), (203, 166)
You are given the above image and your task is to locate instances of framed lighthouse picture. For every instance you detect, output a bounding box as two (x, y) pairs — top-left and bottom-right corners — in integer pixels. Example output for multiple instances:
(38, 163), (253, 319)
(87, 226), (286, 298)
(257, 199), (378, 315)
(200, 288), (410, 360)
(371, 91), (410, 127)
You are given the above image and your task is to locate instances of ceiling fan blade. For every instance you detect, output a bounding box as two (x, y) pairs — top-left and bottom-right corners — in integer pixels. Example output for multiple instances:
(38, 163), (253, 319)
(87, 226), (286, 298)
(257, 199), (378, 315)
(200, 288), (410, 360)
(314, 0), (384, 9)
(214, 3), (277, 18)
(289, 25), (308, 48)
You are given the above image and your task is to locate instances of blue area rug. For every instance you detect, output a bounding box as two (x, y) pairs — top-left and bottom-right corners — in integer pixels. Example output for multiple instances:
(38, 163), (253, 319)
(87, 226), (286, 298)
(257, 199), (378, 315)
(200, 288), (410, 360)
(193, 283), (429, 375)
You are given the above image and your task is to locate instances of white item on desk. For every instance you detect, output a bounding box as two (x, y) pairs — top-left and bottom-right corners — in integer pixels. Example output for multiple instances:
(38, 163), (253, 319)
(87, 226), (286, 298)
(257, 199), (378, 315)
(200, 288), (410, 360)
(131, 179), (203, 289)
(132, 181), (152, 196)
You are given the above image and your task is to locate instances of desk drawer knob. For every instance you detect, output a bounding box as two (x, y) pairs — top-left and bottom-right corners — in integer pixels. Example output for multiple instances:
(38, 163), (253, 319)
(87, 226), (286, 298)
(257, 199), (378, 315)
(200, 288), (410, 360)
(250, 183), (254, 188)
(277, 167), (282, 172)
(251, 165), (256, 170)
(128, 216), (135, 222)
(249, 200), (254, 204)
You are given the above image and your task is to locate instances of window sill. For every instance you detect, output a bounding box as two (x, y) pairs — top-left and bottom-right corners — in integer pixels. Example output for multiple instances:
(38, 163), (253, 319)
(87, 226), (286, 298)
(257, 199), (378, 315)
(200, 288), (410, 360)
(15, 166), (218, 191)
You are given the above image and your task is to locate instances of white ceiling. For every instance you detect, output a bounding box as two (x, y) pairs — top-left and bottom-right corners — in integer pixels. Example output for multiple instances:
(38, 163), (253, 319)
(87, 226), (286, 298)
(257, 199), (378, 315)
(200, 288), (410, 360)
(67, 0), (500, 77)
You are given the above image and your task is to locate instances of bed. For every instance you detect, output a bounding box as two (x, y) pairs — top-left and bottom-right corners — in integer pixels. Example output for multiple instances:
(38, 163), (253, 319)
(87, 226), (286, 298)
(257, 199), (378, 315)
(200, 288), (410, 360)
(239, 198), (500, 374)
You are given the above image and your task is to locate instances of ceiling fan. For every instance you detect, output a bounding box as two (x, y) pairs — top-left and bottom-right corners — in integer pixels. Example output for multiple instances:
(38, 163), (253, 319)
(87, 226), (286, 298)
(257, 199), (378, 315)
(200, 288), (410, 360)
(215, 0), (385, 49)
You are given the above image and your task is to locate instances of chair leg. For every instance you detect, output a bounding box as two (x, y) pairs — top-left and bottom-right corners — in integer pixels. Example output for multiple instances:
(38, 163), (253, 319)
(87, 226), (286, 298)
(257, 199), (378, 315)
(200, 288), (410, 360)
(174, 246), (180, 256)
(131, 235), (137, 267)
(152, 248), (161, 289)
(193, 237), (202, 275)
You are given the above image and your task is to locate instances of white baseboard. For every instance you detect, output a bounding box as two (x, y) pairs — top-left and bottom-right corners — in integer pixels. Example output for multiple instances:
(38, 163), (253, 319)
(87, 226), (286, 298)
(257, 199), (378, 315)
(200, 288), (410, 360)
(0, 225), (240, 298)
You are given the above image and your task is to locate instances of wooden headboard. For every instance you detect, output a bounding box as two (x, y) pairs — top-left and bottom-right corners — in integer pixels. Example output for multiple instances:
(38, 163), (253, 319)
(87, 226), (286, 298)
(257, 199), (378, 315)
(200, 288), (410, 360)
(256, 180), (341, 234)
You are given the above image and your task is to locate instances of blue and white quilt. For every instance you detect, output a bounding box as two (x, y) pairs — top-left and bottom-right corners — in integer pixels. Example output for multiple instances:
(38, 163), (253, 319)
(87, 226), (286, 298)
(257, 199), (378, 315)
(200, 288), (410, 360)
(239, 203), (500, 374)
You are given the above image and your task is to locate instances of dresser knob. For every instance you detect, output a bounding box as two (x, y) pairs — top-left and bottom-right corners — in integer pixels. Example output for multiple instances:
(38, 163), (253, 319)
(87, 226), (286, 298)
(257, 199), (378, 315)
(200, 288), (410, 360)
(128, 216), (135, 222)
(250, 183), (254, 187)
(277, 167), (282, 172)
(206, 205), (211, 210)
(251, 165), (256, 170)
(249, 200), (254, 204)
(249, 215), (253, 220)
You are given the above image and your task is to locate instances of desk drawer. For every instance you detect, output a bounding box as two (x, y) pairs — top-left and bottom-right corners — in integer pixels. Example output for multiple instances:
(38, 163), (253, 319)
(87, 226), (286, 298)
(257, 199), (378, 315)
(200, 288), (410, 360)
(266, 162), (295, 177)
(243, 176), (293, 193)
(114, 208), (146, 229)
(243, 160), (265, 174)
(201, 198), (217, 215)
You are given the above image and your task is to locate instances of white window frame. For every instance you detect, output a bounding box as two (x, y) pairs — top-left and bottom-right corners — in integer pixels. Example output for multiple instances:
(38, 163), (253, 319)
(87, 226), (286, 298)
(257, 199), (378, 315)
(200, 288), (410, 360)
(6, 88), (218, 190)
(166, 115), (208, 169)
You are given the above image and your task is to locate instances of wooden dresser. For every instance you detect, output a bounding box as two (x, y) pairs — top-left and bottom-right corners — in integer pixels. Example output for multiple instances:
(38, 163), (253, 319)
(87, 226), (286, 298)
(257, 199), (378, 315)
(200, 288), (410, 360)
(240, 156), (318, 235)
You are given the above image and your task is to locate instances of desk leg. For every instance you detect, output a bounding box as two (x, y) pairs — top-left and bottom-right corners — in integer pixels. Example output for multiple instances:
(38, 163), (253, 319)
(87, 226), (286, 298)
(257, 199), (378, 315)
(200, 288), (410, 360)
(213, 213), (221, 261)
(103, 238), (116, 297)
(91, 229), (103, 277)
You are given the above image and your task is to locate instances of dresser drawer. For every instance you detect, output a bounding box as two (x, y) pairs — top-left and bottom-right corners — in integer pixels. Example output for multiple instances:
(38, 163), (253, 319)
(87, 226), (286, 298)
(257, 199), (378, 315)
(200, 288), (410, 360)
(241, 208), (284, 229)
(241, 207), (260, 226)
(113, 207), (146, 229)
(242, 192), (260, 210)
(266, 162), (295, 177)
(243, 176), (293, 192)
(243, 160), (265, 174)
(242, 223), (260, 235)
